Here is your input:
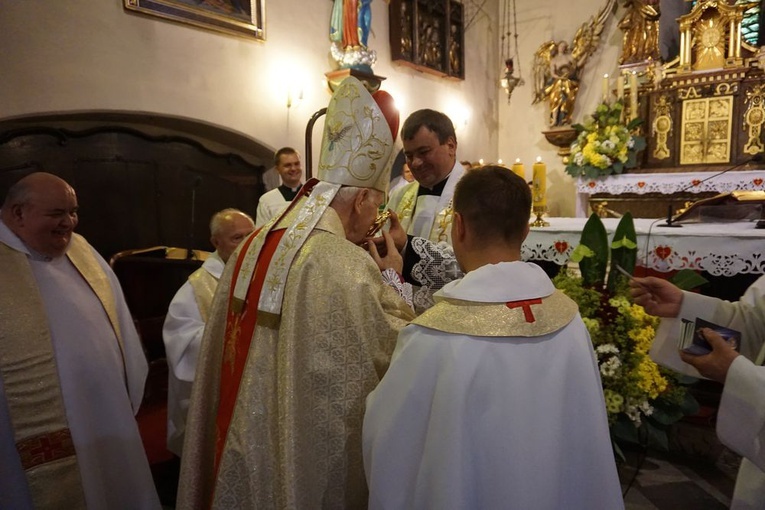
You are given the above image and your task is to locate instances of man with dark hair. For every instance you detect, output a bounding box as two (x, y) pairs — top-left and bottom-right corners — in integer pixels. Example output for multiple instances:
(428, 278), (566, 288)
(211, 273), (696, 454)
(255, 147), (303, 228)
(364, 166), (623, 509)
(387, 108), (465, 285)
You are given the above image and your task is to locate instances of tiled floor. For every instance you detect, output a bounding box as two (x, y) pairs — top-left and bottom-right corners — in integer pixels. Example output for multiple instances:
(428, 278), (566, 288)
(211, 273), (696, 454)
(621, 446), (740, 509)
(156, 436), (742, 509)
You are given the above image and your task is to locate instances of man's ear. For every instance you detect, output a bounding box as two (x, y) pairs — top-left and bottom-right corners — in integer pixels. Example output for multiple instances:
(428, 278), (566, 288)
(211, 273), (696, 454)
(520, 223), (530, 243)
(453, 211), (466, 242)
(210, 235), (220, 250)
(9, 203), (25, 224)
(353, 188), (368, 214)
(446, 136), (457, 157)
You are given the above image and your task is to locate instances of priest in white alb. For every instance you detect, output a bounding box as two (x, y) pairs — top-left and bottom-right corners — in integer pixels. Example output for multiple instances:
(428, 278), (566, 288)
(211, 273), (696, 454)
(363, 166), (623, 510)
(0, 172), (160, 509)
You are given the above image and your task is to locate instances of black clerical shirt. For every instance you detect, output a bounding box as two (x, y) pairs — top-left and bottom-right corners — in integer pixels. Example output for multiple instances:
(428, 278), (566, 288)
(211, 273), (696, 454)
(402, 177), (449, 284)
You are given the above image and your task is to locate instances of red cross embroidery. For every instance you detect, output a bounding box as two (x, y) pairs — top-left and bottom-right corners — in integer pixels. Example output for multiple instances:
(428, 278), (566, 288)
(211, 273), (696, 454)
(506, 298), (543, 323)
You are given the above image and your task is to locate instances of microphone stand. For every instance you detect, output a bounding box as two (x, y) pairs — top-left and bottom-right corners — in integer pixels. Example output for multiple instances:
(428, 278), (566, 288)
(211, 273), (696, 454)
(188, 176), (202, 259)
(659, 154), (763, 227)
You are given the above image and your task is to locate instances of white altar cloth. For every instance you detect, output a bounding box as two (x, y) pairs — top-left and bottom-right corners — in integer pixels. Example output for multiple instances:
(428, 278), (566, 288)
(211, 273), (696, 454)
(522, 217), (765, 276)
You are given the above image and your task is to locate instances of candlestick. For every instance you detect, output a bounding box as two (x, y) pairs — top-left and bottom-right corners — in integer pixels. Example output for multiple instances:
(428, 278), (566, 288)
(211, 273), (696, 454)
(602, 74), (610, 103)
(629, 71), (639, 121)
(511, 158), (525, 181)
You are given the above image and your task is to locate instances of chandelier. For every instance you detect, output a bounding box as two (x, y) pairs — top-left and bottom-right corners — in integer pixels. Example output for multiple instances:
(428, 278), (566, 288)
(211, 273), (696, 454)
(500, 0), (524, 103)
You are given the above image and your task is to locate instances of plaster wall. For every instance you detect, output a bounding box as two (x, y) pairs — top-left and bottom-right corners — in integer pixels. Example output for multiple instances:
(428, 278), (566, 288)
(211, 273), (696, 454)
(0, 0), (499, 176)
(500, 0), (624, 216)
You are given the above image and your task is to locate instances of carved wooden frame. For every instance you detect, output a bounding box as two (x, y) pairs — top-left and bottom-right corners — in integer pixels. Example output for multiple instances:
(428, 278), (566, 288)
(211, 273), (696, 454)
(389, 0), (464, 79)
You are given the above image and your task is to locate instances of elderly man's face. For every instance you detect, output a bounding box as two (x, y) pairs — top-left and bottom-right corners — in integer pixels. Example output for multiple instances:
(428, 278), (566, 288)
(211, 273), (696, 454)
(212, 213), (256, 263)
(16, 182), (79, 258)
(403, 126), (456, 189)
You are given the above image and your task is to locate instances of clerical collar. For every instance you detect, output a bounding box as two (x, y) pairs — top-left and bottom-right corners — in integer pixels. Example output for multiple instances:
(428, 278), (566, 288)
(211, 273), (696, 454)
(416, 174), (450, 197)
(278, 183), (302, 202)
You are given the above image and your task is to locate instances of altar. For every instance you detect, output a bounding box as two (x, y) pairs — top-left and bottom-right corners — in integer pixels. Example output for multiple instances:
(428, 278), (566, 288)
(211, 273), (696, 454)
(576, 169), (765, 217)
(523, 217), (765, 276)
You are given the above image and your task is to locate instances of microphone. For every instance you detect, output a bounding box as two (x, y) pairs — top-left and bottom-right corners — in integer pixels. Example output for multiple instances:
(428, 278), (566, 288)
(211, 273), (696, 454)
(660, 153), (764, 227)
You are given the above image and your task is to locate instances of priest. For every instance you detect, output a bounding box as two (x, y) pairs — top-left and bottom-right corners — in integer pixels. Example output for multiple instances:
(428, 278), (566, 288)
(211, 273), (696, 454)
(386, 108), (466, 285)
(0, 172), (160, 509)
(363, 166), (623, 509)
(177, 77), (415, 510)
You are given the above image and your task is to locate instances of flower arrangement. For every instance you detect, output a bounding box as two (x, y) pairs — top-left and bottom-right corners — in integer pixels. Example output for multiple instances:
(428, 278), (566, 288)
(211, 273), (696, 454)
(565, 100), (646, 179)
(553, 213), (698, 455)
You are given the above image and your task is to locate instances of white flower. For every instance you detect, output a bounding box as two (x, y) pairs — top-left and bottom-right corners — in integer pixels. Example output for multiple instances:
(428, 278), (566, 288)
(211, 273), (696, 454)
(599, 356), (622, 377)
(596, 344), (619, 355)
(627, 137), (635, 149)
(601, 140), (615, 151)
(639, 400), (654, 416)
(625, 404), (642, 427)
(574, 153), (585, 166)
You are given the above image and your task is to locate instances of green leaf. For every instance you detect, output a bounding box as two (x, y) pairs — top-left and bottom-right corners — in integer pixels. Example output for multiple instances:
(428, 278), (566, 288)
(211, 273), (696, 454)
(613, 161), (624, 173)
(607, 212), (637, 291)
(627, 117), (644, 130)
(670, 269), (709, 291)
(570, 243), (595, 263)
(644, 421), (669, 450)
(578, 213), (609, 286)
(632, 136), (647, 151)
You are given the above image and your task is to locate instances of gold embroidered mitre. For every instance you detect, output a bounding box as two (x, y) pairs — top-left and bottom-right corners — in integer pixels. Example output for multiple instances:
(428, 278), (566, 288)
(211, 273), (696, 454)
(318, 76), (399, 193)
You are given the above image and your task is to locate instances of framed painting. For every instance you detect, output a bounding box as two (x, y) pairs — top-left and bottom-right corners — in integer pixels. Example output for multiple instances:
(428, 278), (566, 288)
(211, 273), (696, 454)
(124, 0), (265, 40)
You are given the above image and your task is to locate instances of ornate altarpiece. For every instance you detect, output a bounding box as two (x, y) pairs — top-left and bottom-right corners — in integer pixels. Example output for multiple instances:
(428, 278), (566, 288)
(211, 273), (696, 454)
(388, 0), (465, 79)
(589, 0), (765, 218)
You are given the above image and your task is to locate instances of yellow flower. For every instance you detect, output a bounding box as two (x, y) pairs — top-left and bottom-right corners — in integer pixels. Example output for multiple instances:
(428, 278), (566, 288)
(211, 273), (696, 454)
(636, 358), (668, 399)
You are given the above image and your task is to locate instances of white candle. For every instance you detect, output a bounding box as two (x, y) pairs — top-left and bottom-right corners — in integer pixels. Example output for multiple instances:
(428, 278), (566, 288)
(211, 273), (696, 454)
(602, 74), (610, 103)
(616, 73), (624, 101)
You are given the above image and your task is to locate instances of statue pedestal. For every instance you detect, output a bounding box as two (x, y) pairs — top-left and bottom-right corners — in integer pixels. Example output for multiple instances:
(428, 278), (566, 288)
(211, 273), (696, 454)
(542, 126), (577, 158)
(325, 68), (385, 94)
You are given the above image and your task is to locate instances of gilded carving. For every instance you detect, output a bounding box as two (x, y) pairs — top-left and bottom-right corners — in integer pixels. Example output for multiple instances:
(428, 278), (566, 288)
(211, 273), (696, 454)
(743, 84), (765, 155)
(651, 94), (672, 160)
(678, 86), (701, 100)
(680, 96), (733, 165)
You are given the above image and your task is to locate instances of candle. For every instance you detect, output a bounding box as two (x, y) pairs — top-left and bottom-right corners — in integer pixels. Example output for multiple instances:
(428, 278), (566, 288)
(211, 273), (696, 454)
(602, 74), (609, 103)
(498, 158), (503, 165)
(532, 156), (546, 208)
(616, 72), (624, 101)
(629, 71), (639, 121)
(479, 158), (485, 165)
(511, 158), (525, 180)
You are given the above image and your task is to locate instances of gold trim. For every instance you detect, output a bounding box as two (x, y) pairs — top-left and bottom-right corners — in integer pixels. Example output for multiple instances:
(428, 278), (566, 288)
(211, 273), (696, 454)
(413, 290), (578, 337)
(743, 84), (765, 155)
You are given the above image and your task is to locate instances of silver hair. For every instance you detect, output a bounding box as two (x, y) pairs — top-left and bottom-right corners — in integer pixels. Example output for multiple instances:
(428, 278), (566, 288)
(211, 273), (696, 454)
(331, 186), (383, 207)
(1, 179), (34, 211)
(209, 208), (254, 236)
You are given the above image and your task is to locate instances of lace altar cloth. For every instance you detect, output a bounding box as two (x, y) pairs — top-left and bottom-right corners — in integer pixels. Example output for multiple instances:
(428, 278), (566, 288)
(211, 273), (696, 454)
(522, 217), (765, 276)
(577, 170), (765, 195)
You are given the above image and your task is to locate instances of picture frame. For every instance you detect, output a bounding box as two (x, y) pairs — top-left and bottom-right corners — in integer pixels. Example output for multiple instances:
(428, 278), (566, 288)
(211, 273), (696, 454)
(124, 0), (265, 40)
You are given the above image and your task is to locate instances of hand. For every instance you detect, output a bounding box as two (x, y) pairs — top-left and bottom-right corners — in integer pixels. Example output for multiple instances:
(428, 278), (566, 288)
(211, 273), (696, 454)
(629, 276), (683, 317)
(679, 328), (740, 383)
(386, 210), (407, 253)
(368, 229), (403, 274)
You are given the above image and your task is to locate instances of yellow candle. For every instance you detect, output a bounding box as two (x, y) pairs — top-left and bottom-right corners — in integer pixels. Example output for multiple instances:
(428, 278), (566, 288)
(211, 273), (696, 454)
(511, 158), (525, 180)
(616, 72), (624, 101)
(602, 74), (609, 103)
(532, 156), (546, 208)
(629, 71), (639, 120)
